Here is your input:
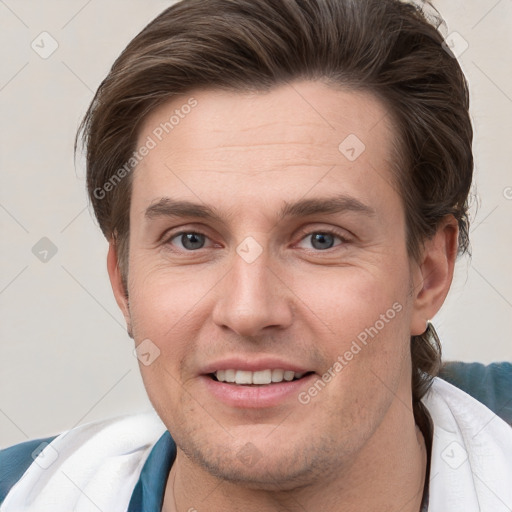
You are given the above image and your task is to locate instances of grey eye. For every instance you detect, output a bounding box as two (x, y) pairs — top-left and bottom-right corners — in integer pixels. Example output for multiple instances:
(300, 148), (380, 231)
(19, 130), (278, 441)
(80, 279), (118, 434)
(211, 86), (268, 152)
(309, 232), (336, 250)
(176, 232), (206, 250)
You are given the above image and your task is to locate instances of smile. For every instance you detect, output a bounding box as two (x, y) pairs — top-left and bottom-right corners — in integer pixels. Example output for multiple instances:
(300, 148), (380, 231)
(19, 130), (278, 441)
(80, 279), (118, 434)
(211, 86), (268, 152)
(202, 370), (316, 408)
(212, 369), (310, 385)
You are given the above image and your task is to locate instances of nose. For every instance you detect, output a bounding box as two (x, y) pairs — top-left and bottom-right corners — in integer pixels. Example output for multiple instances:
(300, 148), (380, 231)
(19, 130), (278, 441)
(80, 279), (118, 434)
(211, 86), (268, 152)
(211, 247), (294, 337)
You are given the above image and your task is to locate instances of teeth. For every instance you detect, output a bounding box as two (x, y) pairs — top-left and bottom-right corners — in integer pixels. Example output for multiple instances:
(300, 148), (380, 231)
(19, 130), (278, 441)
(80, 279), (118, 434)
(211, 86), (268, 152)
(224, 369), (236, 383)
(283, 370), (295, 381)
(214, 369), (306, 385)
(271, 369), (284, 382)
(253, 369), (272, 385)
(235, 370), (253, 385)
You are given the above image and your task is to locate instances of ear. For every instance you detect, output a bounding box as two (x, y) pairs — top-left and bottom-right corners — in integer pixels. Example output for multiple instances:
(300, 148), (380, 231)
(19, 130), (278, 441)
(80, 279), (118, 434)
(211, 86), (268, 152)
(107, 240), (132, 336)
(410, 215), (459, 336)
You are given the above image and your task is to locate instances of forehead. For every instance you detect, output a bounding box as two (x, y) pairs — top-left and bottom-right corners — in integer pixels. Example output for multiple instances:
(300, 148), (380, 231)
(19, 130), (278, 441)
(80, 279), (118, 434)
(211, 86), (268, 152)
(132, 80), (399, 223)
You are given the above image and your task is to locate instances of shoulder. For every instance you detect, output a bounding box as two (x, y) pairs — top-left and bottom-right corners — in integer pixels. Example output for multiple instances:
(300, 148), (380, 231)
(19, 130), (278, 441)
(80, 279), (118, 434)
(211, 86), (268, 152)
(438, 361), (512, 424)
(0, 436), (57, 504)
(0, 411), (167, 511)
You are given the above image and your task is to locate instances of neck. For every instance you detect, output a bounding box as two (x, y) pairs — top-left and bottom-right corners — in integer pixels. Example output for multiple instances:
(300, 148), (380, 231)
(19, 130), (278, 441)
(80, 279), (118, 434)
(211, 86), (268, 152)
(163, 399), (428, 512)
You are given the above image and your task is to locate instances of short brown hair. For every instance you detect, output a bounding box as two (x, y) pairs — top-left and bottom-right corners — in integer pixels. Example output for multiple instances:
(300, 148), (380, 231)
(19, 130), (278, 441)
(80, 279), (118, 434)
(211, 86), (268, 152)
(78, 0), (473, 413)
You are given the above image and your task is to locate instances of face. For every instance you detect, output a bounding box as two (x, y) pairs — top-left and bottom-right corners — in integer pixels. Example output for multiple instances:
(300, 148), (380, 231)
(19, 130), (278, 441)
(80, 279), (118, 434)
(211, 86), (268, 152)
(114, 80), (429, 488)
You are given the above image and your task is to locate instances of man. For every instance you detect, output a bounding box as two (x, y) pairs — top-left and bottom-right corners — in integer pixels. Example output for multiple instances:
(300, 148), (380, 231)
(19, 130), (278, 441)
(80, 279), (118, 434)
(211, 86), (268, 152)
(1, 0), (511, 511)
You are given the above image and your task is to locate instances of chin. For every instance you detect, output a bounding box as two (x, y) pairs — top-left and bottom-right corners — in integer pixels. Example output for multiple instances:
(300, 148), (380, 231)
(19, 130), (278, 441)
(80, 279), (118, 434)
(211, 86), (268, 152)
(193, 451), (317, 490)
(176, 426), (345, 491)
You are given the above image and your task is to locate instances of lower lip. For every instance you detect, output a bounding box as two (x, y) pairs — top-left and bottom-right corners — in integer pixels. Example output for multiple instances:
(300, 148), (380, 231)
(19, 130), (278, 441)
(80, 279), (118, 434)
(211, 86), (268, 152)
(200, 374), (316, 408)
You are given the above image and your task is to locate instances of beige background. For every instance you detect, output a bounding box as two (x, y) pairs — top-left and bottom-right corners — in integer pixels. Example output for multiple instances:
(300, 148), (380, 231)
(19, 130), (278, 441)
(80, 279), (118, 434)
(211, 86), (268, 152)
(0, 0), (511, 448)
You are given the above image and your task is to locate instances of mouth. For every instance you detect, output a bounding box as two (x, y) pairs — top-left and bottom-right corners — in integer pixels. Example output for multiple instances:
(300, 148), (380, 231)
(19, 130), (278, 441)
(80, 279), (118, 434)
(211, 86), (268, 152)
(208, 369), (315, 386)
(201, 367), (317, 408)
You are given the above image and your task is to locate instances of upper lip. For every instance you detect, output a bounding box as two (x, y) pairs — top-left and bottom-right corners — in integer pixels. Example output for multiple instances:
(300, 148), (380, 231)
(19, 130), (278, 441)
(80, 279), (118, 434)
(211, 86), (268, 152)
(200, 357), (311, 375)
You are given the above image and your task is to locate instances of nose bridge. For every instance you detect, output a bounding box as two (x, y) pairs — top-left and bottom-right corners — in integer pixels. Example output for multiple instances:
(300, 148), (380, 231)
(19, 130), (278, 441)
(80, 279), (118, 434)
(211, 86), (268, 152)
(212, 242), (293, 336)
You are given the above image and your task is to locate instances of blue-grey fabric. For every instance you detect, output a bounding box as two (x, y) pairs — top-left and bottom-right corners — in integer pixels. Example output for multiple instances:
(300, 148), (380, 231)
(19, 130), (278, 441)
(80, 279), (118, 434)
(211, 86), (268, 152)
(127, 430), (176, 512)
(0, 437), (57, 503)
(438, 361), (512, 425)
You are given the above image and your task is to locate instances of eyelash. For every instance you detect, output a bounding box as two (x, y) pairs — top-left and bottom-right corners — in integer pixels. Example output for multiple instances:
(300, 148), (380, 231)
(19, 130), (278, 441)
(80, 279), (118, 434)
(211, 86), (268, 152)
(162, 228), (351, 252)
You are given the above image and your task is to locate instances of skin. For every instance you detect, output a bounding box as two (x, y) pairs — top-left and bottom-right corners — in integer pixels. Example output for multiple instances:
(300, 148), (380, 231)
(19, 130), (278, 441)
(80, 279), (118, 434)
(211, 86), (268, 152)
(107, 80), (458, 511)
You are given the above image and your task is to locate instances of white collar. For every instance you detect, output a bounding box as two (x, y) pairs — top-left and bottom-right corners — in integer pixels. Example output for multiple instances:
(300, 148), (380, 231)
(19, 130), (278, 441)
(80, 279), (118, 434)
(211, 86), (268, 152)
(423, 377), (512, 511)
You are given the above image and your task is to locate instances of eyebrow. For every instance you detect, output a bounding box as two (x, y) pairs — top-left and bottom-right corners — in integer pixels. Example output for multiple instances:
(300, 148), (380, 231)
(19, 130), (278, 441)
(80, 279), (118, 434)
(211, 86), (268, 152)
(144, 195), (375, 222)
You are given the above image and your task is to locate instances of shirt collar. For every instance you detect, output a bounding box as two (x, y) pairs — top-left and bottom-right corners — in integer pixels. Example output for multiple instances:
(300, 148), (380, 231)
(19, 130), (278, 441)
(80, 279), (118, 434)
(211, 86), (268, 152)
(128, 430), (176, 512)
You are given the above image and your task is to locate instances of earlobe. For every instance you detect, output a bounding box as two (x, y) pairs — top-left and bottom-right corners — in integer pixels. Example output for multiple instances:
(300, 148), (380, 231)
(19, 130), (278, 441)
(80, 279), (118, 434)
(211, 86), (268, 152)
(107, 241), (132, 336)
(410, 216), (459, 336)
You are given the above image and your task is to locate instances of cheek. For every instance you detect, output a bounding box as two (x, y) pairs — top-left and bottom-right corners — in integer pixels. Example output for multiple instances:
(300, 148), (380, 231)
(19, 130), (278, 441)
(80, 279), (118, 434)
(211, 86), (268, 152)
(127, 268), (205, 420)
(126, 265), (208, 398)
(291, 263), (414, 407)
(291, 263), (410, 340)
(127, 259), (211, 334)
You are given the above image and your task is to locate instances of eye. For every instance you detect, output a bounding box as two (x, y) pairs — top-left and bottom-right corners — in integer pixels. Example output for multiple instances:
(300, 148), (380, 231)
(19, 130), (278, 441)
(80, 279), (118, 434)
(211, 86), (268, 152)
(162, 228), (349, 253)
(296, 230), (348, 251)
(165, 231), (213, 251)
